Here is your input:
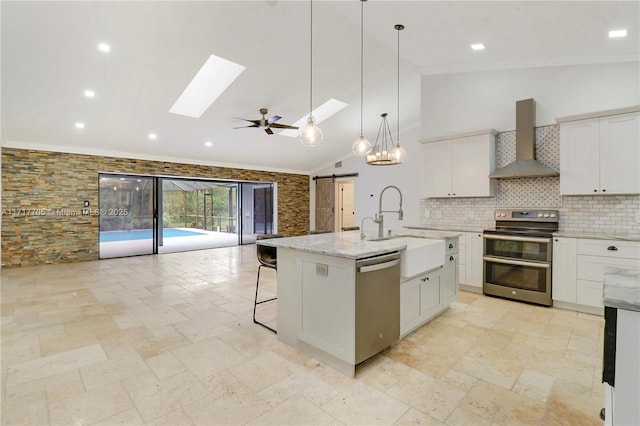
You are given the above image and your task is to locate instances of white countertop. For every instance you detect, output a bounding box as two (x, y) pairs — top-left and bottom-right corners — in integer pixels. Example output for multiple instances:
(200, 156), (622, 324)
(553, 232), (640, 242)
(257, 229), (460, 260)
(604, 268), (640, 312)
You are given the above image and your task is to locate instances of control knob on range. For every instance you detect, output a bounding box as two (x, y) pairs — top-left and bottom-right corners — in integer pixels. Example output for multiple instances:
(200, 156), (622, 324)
(544, 213), (550, 218)
(538, 213), (544, 218)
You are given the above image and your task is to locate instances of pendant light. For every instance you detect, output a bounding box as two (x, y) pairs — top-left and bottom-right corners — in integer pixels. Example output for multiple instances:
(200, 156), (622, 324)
(390, 24), (406, 163)
(300, 0), (323, 146)
(352, 0), (372, 157)
(366, 24), (406, 165)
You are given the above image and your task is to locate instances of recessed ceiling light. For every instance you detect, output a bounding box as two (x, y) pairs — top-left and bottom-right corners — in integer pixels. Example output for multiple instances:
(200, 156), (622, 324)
(169, 54), (246, 118)
(280, 99), (349, 138)
(471, 43), (485, 51)
(148, 133), (157, 140)
(609, 29), (628, 38)
(205, 141), (213, 147)
(98, 43), (111, 53)
(84, 89), (95, 98)
(74, 122), (85, 129)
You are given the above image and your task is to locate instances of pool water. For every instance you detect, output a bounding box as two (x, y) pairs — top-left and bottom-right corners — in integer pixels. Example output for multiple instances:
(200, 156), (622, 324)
(100, 228), (207, 242)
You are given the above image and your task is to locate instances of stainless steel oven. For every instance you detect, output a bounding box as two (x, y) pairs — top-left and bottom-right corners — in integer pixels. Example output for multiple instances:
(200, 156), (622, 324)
(483, 209), (558, 306)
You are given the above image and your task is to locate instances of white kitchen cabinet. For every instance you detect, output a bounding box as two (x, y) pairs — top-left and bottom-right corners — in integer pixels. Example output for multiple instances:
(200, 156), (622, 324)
(400, 237), (459, 336)
(458, 232), (484, 291)
(421, 129), (497, 198)
(552, 237), (578, 304)
(553, 237), (640, 313)
(559, 110), (639, 195)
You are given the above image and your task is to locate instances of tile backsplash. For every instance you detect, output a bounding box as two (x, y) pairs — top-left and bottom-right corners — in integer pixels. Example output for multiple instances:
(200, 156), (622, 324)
(420, 125), (640, 237)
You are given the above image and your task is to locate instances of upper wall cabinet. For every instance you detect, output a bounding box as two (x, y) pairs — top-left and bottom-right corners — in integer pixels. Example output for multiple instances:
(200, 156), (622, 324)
(558, 108), (639, 195)
(420, 129), (497, 198)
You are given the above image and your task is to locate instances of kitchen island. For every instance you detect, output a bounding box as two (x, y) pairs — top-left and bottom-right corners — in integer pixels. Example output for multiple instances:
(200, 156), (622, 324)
(258, 229), (460, 377)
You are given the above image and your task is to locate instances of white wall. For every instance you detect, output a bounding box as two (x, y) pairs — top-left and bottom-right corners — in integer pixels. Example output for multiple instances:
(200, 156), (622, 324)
(310, 61), (639, 234)
(310, 124), (422, 235)
(421, 61), (640, 138)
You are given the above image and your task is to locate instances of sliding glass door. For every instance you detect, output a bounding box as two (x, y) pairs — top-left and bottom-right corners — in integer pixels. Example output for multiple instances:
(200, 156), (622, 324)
(99, 174), (155, 258)
(98, 174), (275, 258)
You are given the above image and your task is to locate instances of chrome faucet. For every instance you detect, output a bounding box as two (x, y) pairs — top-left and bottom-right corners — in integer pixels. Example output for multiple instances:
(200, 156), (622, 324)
(360, 216), (375, 239)
(374, 185), (404, 238)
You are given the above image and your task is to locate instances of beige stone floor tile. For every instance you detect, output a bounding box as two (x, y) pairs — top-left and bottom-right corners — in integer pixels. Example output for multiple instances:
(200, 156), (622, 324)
(441, 369), (477, 392)
(6, 343), (107, 387)
(129, 370), (209, 422)
(459, 380), (545, 425)
(512, 368), (555, 402)
(322, 381), (409, 425)
(92, 407), (146, 425)
(298, 376), (342, 407)
(145, 351), (187, 379)
(173, 337), (248, 379)
(386, 369), (466, 422)
(129, 325), (192, 359)
(567, 333), (602, 355)
(540, 392), (603, 426)
(4, 369), (84, 404)
(79, 346), (150, 390)
(0, 391), (49, 426)
(145, 408), (196, 426)
(444, 407), (493, 426)
(257, 369), (321, 408)
(527, 349), (596, 389)
(0, 334), (41, 367)
(248, 394), (342, 425)
(38, 331), (100, 357)
(120, 370), (162, 393)
(48, 382), (134, 426)
(394, 407), (443, 425)
(182, 391), (271, 425)
(358, 357), (413, 392)
(227, 350), (297, 392)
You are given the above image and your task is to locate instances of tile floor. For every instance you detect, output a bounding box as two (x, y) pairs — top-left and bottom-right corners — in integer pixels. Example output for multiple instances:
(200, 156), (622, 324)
(1, 245), (605, 425)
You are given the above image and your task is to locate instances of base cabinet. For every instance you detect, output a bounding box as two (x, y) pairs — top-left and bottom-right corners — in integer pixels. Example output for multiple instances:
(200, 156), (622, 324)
(400, 237), (459, 336)
(401, 268), (441, 336)
(553, 237), (640, 313)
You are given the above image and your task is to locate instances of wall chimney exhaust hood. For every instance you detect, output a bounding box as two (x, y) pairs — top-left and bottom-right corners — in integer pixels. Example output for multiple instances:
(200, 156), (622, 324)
(489, 98), (559, 179)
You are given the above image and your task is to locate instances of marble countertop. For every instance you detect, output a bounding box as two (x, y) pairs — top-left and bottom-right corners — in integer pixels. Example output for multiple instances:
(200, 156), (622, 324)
(603, 268), (640, 312)
(257, 229), (461, 260)
(405, 225), (488, 233)
(553, 232), (640, 242)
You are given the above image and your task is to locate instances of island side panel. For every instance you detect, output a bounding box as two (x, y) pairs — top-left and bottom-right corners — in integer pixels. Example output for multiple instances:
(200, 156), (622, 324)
(276, 248), (300, 346)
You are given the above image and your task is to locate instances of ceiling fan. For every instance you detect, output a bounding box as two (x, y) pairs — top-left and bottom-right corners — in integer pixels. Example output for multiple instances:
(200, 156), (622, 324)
(233, 108), (298, 135)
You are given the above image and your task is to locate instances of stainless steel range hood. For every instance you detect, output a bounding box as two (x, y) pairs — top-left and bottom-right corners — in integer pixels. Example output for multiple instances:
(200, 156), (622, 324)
(489, 98), (559, 179)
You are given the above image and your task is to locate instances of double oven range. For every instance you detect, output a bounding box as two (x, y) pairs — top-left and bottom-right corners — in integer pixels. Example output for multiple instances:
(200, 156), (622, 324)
(483, 209), (558, 306)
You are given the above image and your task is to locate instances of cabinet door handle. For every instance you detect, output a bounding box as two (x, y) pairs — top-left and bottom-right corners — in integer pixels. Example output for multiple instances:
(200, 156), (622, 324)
(421, 277), (429, 282)
(607, 246), (618, 251)
(602, 189), (606, 192)
(594, 189), (597, 192)
(449, 243), (454, 249)
(449, 256), (454, 261)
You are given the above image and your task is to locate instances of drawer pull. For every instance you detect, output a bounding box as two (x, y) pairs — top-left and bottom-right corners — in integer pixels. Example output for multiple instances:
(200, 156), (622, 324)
(607, 246), (618, 251)
(449, 243), (454, 249)
(450, 256), (454, 261)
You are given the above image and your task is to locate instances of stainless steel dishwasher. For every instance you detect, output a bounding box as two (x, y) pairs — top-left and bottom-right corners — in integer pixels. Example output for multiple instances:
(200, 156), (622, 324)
(355, 251), (401, 364)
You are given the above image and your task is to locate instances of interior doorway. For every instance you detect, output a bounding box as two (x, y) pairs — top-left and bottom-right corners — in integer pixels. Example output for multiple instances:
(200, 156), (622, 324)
(336, 181), (355, 231)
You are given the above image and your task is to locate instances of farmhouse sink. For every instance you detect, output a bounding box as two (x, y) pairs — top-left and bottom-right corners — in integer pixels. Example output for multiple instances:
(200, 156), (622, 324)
(399, 237), (445, 278)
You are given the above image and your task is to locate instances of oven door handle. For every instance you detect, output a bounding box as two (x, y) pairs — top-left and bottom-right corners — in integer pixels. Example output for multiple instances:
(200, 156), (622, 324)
(483, 234), (551, 244)
(483, 256), (550, 268)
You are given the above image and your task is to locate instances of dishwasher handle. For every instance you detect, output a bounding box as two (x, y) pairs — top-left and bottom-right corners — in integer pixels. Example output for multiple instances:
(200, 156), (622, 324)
(359, 258), (400, 273)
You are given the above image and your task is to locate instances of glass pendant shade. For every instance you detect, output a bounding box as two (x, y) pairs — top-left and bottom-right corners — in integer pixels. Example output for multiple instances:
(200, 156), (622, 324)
(391, 142), (406, 163)
(352, 131), (372, 156)
(300, 114), (323, 146)
(366, 113), (401, 165)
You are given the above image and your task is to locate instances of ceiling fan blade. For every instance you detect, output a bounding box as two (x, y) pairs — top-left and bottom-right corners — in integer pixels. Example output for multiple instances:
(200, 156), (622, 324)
(233, 117), (261, 125)
(265, 127), (274, 135)
(233, 124), (260, 129)
(269, 123), (299, 130)
(267, 115), (282, 125)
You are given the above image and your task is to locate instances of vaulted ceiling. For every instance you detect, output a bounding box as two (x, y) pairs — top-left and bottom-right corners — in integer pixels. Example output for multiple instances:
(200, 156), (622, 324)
(2, 1), (638, 174)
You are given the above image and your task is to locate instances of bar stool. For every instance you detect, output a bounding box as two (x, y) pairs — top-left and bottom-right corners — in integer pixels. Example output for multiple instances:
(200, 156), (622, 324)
(253, 234), (284, 333)
(341, 226), (360, 231)
(309, 229), (332, 234)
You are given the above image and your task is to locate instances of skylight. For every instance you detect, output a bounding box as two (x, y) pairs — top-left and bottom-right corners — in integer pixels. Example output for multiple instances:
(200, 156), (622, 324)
(470, 43), (485, 51)
(279, 99), (348, 138)
(608, 29), (627, 38)
(170, 54), (246, 118)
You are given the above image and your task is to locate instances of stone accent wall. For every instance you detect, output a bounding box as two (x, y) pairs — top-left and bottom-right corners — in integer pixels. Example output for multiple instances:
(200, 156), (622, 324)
(1, 148), (310, 267)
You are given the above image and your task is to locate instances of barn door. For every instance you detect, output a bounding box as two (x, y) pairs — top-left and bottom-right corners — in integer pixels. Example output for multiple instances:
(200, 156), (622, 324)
(315, 177), (335, 232)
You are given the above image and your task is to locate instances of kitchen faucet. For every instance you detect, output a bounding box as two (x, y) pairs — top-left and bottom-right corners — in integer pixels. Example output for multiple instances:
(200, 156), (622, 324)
(360, 216), (375, 239)
(374, 185), (404, 238)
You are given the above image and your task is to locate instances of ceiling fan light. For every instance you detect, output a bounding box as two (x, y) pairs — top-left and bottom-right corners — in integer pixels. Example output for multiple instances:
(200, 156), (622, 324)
(300, 114), (323, 146)
(391, 142), (406, 163)
(352, 131), (372, 156)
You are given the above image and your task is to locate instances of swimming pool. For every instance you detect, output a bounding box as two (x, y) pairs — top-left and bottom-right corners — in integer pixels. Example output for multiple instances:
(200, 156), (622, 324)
(99, 228), (208, 242)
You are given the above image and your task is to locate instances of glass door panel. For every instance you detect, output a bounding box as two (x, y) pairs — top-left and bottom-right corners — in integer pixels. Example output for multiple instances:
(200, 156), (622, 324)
(99, 174), (155, 258)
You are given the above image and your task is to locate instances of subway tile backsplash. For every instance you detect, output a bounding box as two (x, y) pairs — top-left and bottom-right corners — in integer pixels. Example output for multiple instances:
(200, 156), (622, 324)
(420, 125), (640, 237)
